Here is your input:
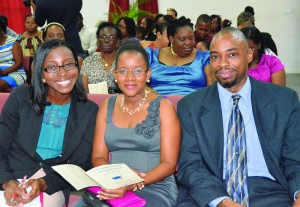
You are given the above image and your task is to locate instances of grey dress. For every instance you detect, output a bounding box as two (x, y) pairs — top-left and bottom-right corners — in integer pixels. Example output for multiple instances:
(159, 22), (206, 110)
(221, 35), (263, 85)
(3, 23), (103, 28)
(106, 96), (178, 207)
(73, 96), (178, 207)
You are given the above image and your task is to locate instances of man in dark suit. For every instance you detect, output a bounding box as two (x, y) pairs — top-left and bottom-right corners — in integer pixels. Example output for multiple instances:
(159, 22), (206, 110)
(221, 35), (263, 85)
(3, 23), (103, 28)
(176, 27), (300, 207)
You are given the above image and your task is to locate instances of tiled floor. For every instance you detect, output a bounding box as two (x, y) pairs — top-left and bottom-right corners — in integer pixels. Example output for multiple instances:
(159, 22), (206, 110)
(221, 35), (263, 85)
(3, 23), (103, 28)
(286, 73), (300, 96)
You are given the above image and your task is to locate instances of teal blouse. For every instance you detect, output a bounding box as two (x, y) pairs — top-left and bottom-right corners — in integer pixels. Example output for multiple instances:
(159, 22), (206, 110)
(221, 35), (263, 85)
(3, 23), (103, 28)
(36, 103), (70, 160)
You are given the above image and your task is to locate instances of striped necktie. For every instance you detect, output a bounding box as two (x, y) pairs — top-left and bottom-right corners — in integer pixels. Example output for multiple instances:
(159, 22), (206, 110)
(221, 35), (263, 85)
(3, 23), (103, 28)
(225, 94), (249, 206)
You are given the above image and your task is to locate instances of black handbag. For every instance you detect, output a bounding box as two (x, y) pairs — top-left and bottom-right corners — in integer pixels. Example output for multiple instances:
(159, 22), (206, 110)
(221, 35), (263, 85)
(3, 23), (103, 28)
(82, 190), (106, 207)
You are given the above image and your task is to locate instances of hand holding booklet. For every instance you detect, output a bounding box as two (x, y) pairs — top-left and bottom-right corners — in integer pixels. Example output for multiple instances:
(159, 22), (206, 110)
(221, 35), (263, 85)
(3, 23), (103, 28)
(53, 163), (146, 207)
(52, 163), (144, 190)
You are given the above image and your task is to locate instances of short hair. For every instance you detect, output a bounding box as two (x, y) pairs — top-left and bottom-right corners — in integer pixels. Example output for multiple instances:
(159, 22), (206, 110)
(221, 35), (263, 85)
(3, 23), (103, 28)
(211, 27), (248, 49)
(96, 21), (122, 40)
(42, 22), (66, 41)
(154, 14), (165, 23)
(244, 6), (255, 16)
(167, 8), (177, 17)
(0, 17), (6, 33)
(31, 40), (87, 115)
(196, 14), (210, 26)
(240, 25), (264, 61)
(116, 17), (136, 38)
(237, 12), (255, 26)
(115, 41), (149, 69)
(222, 19), (232, 28)
(167, 16), (193, 37)
(155, 22), (169, 35)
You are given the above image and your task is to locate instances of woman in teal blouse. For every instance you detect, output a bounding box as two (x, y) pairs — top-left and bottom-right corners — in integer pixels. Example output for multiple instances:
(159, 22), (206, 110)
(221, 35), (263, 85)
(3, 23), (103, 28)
(0, 40), (98, 206)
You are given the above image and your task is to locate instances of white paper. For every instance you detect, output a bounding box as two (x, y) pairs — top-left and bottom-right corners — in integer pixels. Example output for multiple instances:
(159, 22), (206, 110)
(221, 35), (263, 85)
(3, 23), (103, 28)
(88, 81), (108, 94)
(52, 163), (144, 190)
(0, 180), (41, 207)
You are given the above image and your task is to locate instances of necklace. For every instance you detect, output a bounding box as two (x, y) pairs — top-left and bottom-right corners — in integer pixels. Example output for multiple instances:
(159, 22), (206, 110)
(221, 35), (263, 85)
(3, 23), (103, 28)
(170, 46), (178, 56)
(120, 90), (150, 115)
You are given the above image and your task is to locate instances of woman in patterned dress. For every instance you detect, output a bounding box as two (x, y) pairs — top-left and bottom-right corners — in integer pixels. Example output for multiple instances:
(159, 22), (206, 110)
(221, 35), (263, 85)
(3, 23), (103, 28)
(0, 18), (25, 91)
(81, 22), (121, 93)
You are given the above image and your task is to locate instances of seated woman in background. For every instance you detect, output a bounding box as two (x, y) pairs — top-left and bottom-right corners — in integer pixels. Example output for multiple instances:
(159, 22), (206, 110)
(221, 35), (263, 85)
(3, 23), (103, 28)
(147, 17), (215, 95)
(208, 14), (222, 39)
(74, 42), (180, 207)
(0, 40), (98, 206)
(18, 14), (43, 57)
(116, 17), (139, 45)
(140, 17), (156, 41)
(141, 22), (169, 49)
(81, 22), (121, 94)
(241, 26), (286, 85)
(0, 19), (25, 91)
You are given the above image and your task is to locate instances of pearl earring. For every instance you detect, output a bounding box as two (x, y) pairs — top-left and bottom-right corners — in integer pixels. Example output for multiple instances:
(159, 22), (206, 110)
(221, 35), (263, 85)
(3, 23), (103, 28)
(147, 79), (150, 83)
(42, 79), (46, 83)
(115, 79), (117, 83)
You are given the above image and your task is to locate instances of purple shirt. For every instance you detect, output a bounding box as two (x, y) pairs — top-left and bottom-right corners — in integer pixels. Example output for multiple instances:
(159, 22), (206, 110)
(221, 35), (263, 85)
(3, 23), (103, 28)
(248, 54), (284, 83)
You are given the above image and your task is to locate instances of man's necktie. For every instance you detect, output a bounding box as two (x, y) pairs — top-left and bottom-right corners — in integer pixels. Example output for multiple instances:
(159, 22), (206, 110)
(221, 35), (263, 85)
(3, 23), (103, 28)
(225, 94), (249, 206)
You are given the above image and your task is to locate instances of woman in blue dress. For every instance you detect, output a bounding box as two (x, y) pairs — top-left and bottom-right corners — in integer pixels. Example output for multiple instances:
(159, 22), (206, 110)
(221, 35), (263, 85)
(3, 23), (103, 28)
(147, 16), (215, 95)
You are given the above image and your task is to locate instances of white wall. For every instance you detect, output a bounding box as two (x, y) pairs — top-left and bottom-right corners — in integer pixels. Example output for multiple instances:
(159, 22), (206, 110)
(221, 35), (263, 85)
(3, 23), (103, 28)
(82, 0), (300, 73)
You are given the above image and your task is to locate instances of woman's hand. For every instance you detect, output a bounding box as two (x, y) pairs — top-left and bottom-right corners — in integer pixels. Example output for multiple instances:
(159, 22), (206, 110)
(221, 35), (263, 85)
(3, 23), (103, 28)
(96, 185), (131, 200)
(3, 180), (27, 206)
(20, 178), (47, 202)
(131, 168), (146, 190)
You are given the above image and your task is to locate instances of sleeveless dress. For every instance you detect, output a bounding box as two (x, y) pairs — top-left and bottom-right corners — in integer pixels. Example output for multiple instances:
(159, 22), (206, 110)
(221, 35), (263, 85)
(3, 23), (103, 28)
(105, 96), (178, 206)
(147, 48), (210, 95)
(0, 36), (26, 87)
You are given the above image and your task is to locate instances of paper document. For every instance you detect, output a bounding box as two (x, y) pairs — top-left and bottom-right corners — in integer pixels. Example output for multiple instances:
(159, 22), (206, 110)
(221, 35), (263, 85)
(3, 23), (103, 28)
(88, 81), (108, 94)
(52, 163), (144, 190)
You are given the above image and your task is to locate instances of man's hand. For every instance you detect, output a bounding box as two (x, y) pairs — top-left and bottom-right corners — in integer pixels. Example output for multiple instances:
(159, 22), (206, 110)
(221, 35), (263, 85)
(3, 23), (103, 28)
(218, 198), (244, 207)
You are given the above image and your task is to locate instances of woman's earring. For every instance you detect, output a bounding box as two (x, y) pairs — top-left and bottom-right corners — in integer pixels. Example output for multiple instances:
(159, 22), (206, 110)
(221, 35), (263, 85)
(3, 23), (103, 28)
(115, 79), (117, 83)
(147, 79), (150, 83)
(42, 79), (46, 83)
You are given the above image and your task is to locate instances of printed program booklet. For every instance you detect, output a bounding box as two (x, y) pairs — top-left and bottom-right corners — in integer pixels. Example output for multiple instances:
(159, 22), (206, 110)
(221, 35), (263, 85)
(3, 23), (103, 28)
(52, 163), (144, 190)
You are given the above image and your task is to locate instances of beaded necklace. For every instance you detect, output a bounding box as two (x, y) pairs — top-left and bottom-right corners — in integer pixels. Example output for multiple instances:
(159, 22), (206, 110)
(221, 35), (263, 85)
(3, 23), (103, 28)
(120, 90), (150, 115)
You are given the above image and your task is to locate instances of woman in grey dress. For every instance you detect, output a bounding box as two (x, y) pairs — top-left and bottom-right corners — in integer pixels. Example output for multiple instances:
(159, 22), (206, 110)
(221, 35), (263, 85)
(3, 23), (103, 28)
(74, 41), (180, 207)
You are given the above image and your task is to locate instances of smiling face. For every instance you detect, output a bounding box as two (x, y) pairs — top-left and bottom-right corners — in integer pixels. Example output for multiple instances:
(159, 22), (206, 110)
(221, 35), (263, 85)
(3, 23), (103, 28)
(114, 51), (151, 97)
(210, 31), (253, 93)
(42, 46), (78, 99)
(170, 26), (195, 57)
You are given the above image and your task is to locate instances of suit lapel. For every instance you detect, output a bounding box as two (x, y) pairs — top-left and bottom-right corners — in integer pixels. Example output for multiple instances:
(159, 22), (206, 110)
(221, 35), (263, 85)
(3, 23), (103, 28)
(250, 78), (287, 186)
(61, 96), (80, 158)
(197, 83), (224, 177)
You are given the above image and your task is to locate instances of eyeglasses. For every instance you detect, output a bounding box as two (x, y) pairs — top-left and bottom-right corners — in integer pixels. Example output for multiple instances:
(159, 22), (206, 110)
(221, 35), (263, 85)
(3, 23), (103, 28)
(98, 35), (117, 42)
(211, 21), (219, 25)
(116, 68), (147, 77)
(42, 63), (77, 73)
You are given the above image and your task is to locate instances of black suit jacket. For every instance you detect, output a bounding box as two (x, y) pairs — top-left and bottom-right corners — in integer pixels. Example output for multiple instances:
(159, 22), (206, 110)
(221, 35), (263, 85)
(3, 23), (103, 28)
(176, 78), (300, 206)
(0, 86), (98, 196)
